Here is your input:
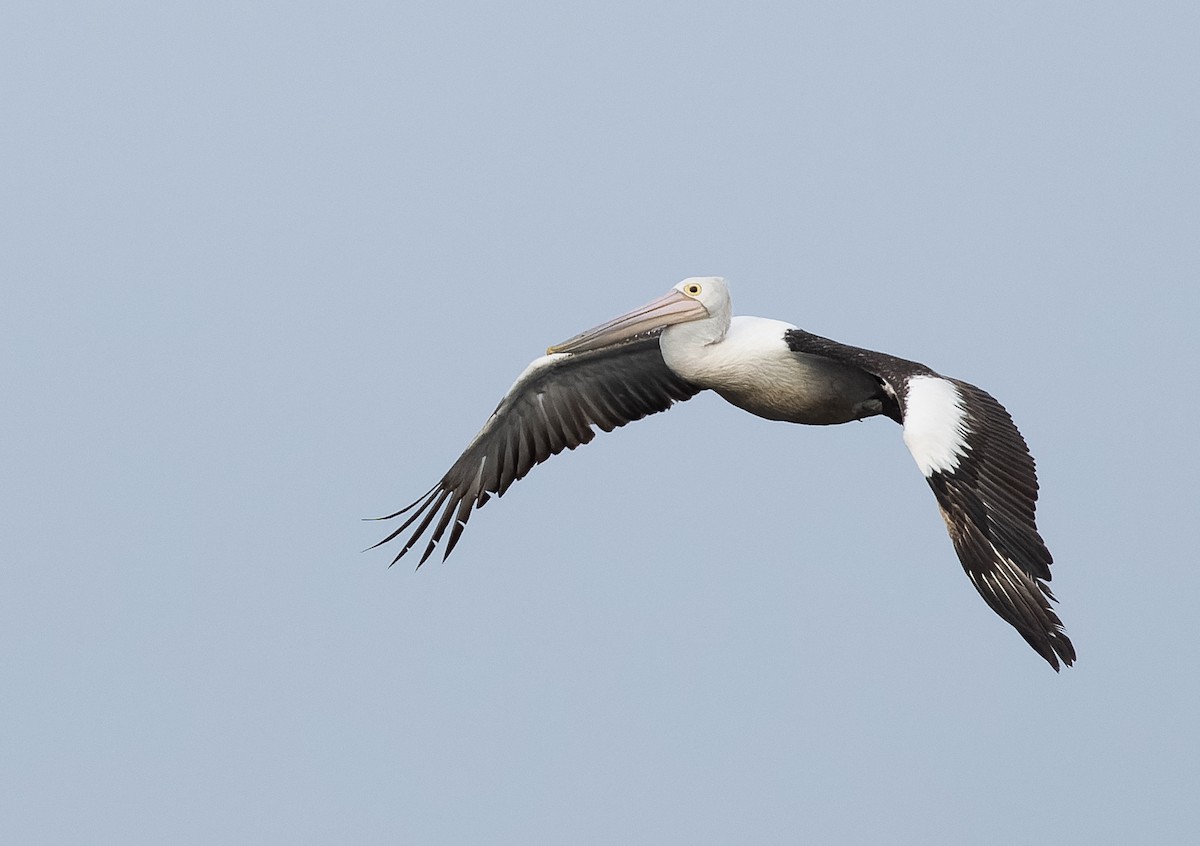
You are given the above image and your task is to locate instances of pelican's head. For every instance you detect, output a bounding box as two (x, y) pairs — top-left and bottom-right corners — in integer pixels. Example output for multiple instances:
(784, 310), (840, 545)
(547, 276), (730, 354)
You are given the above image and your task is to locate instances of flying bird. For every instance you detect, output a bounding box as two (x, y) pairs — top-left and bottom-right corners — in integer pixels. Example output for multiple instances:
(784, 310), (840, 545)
(375, 277), (1075, 670)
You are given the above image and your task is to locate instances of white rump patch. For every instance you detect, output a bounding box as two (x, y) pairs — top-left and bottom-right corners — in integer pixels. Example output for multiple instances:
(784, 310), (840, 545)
(902, 376), (969, 477)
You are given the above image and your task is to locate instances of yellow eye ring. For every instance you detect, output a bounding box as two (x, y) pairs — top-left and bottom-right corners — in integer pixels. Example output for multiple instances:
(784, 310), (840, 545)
(683, 282), (702, 297)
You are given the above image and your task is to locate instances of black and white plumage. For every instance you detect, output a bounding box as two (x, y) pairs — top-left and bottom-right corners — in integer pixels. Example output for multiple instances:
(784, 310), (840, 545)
(376, 277), (1074, 670)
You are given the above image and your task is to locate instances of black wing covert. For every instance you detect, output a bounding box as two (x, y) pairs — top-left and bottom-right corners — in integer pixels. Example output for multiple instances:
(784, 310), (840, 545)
(373, 336), (700, 566)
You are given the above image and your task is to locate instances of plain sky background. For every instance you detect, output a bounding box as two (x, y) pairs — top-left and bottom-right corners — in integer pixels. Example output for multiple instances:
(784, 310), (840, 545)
(4, 2), (1198, 843)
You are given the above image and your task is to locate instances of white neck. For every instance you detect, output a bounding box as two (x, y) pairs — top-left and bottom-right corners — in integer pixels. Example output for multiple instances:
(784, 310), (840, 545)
(659, 303), (733, 384)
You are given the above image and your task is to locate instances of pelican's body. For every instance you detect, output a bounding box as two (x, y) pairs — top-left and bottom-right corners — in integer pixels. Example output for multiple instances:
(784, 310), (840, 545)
(666, 316), (887, 424)
(376, 278), (1075, 670)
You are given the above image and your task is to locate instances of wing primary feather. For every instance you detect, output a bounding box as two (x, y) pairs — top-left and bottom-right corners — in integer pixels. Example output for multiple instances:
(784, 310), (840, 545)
(366, 483), (439, 523)
(419, 493), (462, 566)
(442, 495), (476, 561)
(364, 486), (441, 551)
(396, 488), (452, 566)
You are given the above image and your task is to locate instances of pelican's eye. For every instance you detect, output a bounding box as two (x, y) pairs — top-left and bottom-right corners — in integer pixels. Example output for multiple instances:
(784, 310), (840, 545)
(683, 282), (703, 297)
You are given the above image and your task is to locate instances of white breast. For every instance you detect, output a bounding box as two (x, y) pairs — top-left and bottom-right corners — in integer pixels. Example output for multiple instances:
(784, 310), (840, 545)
(663, 316), (883, 425)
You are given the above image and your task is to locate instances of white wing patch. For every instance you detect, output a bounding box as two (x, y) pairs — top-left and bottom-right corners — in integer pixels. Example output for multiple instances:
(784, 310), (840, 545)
(508, 353), (569, 393)
(902, 375), (969, 477)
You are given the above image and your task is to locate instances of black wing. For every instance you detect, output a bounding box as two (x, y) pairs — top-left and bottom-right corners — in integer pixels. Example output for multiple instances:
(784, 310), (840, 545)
(373, 336), (701, 566)
(786, 329), (1075, 670)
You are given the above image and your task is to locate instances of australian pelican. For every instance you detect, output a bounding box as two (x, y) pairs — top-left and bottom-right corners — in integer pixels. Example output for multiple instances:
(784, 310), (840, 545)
(375, 277), (1074, 670)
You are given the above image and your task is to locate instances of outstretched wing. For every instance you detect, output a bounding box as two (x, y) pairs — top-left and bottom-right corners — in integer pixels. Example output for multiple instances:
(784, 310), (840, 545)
(373, 335), (701, 567)
(786, 329), (1075, 670)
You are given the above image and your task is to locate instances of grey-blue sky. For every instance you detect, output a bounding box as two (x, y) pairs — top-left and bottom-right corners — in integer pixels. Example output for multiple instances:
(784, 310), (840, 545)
(3, 2), (1197, 843)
